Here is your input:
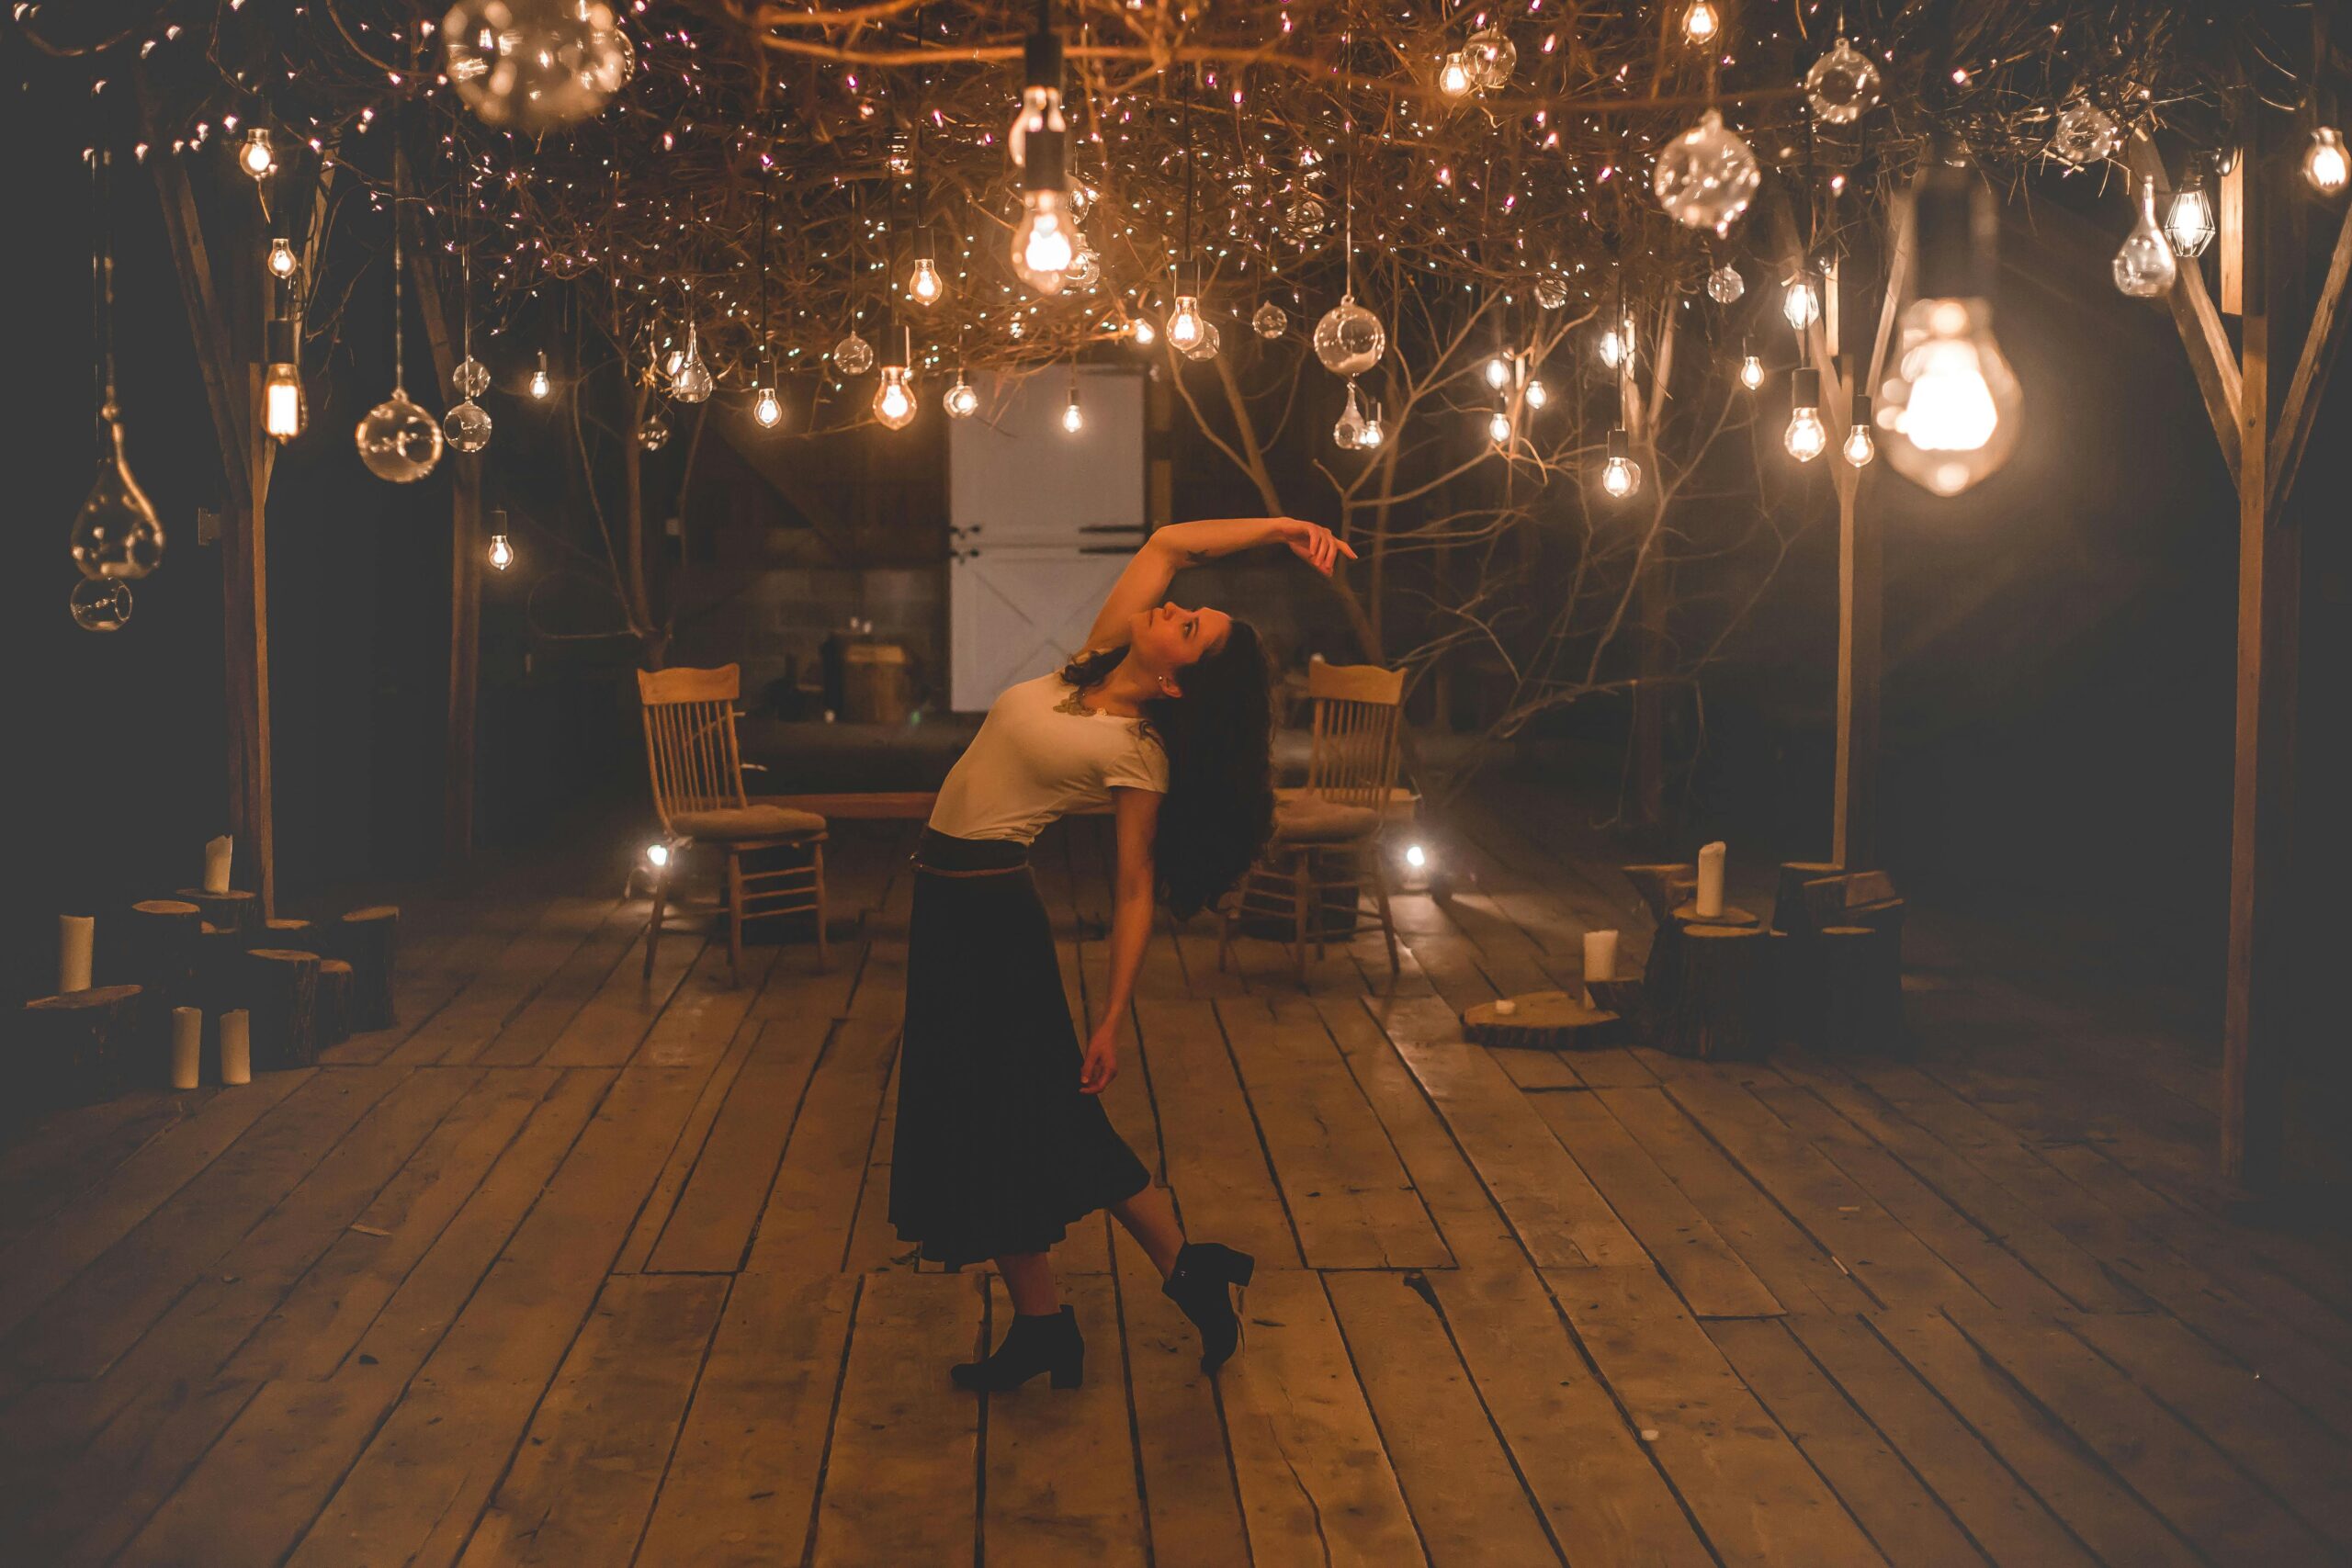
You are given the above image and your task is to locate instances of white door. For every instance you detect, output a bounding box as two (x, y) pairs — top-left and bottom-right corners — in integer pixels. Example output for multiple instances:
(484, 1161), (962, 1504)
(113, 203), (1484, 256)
(949, 367), (1148, 710)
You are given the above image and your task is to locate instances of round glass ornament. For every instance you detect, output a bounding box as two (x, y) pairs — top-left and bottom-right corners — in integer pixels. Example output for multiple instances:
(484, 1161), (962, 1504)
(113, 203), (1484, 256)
(1466, 27), (1516, 91)
(445, 399), (494, 453)
(639, 404), (671, 451)
(1313, 295), (1386, 377)
(1707, 263), (1746, 304)
(1283, 196), (1329, 243)
(70, 579), (134, 633)
(355, 389), (444, 483)
(1253, 301), (1289, 339)
(832, 331), (875, 376)
(442, 0), (631, 132)
(1533, 275), (1570, 310)
(2050, 98), (2120, 167)
(453, 355), (492, 399)
(1654, 109), (1761, 233)
(1804, 38), (1882, 125)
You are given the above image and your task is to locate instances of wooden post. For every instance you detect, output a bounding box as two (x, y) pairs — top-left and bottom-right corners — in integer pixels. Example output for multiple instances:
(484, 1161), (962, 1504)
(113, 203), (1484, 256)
(410, 232), (484, 863)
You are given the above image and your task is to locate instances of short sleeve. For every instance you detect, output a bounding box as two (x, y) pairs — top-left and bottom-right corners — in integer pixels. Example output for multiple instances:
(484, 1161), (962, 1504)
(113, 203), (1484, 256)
(1103, 728), (1170, 795)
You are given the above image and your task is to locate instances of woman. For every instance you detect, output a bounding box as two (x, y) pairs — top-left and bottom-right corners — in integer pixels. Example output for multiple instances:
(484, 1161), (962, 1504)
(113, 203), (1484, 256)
(889, 514), (1354, 1391)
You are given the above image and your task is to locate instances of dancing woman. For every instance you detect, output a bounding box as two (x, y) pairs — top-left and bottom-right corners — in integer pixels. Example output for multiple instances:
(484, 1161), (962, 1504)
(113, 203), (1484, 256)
(889, 514), (1355, 1390)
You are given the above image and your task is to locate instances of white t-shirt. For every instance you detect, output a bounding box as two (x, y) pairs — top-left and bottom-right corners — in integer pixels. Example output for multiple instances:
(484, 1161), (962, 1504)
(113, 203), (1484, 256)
(928, 672), (1170, 843)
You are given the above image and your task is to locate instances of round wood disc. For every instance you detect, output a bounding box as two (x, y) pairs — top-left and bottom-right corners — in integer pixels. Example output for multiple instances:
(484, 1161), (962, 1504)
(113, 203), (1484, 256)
(1672, 903), (1760, 929)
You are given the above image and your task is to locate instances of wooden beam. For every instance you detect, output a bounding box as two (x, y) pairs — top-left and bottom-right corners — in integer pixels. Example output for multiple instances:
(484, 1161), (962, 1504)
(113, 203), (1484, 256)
(229, 366), (278, 919)
(2267, 196), (2352, 515)
(2127, 136), (2243, 481)
(407, 226), (484, 865)
(147, 152), (253, 514)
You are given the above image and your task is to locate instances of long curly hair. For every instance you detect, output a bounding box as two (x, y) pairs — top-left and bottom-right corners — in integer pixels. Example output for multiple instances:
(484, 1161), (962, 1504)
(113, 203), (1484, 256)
(1062, 625), (1275, 918)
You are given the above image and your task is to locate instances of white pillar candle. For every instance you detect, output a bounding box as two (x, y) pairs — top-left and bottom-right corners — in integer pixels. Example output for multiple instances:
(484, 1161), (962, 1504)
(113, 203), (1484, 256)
(1694, 842), (1727, 919)
(171, 1007), (202, 1090)
(58, 915), (95, 993)
(220, 1010), (253, 1085)
(202, 836), (235, 896)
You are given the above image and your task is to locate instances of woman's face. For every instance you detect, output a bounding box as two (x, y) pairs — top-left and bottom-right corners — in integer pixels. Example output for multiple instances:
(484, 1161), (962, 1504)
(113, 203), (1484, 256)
(1131, 600), (1232, 690)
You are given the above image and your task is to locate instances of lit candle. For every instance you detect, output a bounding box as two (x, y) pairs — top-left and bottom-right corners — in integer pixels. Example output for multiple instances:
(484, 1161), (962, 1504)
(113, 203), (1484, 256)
(59, 915), (95, 993)
(172, 1006), (201, 1089)
(203, 836), (235, 896)
(220, 1010), (252, 1085)
(1694, 842), (1727, 919)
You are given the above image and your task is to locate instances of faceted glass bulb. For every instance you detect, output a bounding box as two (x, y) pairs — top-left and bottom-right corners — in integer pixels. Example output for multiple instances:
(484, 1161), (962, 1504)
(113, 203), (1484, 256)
(1333, 381), (1369, 449)
(70, 578), (133, 632)
(263, 363), (306, 442)
(753, 385), (784, 429)
(1681, 1), (1719, 43)
(1707, 263), (1745, 304)
(1438, 52), (1474, 98)
(1804, 38), (1882, 125)
(453, 355), (492, 399)
(1167, 296), (1206, 351)
(1487, 409), (1512, 446)
(267, 237), (299, 279)
(1782, 275), (1821, 330)
(445, 398), (494, 453)
(1785, 405), (1827, 462)
(442, 0), (630, 132)
(2112, 176), (2177, 299)
(1485, 354), (1512, 389)
(1843, 423), (1876, 467)
(669, 332), (713, 402)
(2306, 128), (2348, 193)
(356, 389), (444, 482)
(1523, 377), (1549, 410)
(1739, 354), (1764, 389)
(2050, 97), (2121, 168)
(1012, 187), (1076, 294)
(1069, 180), (1096, 220)
(874, 367), (917, 430)
(1283, 196), (1328, 243)
(944, 375), (979, 419)
(239, 127), (276, 180)
(70, 417), (165, 581)
(1313, 295), (1386, 376)
(1065, 248), (1100, 289)
(1601, 454), (1641, 498)
(908, 255), (944, 305)
(1533, 276), (1570, 310)
(1252, 301), (1288, 339)
(487, 533), (515, 570)
(1181, 319), (1222, 363)
(639, 403), (671, 450)
(1466, 27), (1516, 91)
(2165, 185), (2216, 257)
(832, 330), (875, 376)
(1879, 297), (2023, 497)
(1653, 108), (1761, 233)
(1061, 395), (1084, 434)
(529, 354), (553, 399)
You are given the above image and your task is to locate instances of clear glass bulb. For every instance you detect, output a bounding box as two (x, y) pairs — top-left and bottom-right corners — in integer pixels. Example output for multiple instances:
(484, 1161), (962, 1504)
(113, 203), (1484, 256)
(1601, 454), (1641, 497)
(944, 374), (980, 418)
(1878, 297), (2021, 495)
(1484, 353), (1511, 389)
(1168, 295), (1205, 350)
(1842, 423), (1876, 467)
(267, 237), (299, 280)
(239, 127), (276, 180)
(1062, 394), (1084, 434)
(753, 385), (784, 429)
(263, 363), (306, 442)
(668, 329), (713, 402)
(1358, 406), (1385, 449)
(1466, 27), (1515, 91)
(1012, 188), (1077, 294)
(1682, 2), (1719, 43)
(2306, 127), (2348, 193)
(908, 255), (944, 305)
(1523, 377), (1549, 410)
(1439, 52), (1474, 97)
(2113, 175), (2177, 298)
(1739, 354), (1765, 389)
(2165, 184), (2216, 257)
(529, 353), (553, 400)
(873, 367), (916, 430)
(1130, 316), (1158, 347)
(1785, 405), (1827, 461)
(487, 534), (514, 571)
(1783, 275), (1821, 330)
(1487, 409), (1512, 446)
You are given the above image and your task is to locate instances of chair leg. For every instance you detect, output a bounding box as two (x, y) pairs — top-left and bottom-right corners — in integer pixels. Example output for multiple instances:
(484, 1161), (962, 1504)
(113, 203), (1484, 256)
(811, 840), (831, 971)
(1292, 852), (1313, 984)
(1366, 847), (1400, 976)
(1216, 892), (1235, 972)
(725, 850), (746, 987)
(643, 857), (670, 981)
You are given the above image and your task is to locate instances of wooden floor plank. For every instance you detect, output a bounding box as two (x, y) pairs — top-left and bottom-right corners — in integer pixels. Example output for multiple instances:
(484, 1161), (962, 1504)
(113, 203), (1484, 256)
(1325, 1269), (1565, 1565)
(386, 897), (620, 1066)
(646, 1013), (834, 1274)
(0, 1089), (200, 1254)
(465, 899), (650, 1066)
(743, 1017), (899, 1275)
(536, 926), (706, 1068)
(1111, 1228), (1253, 1566)
(1132, 995), (1299, 1269)
(635, 1271), (859, 1568)
(980, 1270), (1148, 1566)
(457, 1273), (729, 1567)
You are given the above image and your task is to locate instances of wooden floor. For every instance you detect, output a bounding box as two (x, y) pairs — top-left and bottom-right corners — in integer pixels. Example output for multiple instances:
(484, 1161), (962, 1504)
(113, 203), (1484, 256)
(6, 795), (2351, 1568)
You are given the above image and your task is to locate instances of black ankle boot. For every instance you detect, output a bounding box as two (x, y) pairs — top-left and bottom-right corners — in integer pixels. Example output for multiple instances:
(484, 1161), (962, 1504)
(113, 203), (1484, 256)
(950, 1304), (1084, 1392)
(1162, 1242), (1256, 1374)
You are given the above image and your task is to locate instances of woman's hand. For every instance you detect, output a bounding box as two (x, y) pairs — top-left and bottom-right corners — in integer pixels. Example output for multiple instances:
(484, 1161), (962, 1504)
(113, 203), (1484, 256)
(1278, 518), (1358, 576)
(1079, 1023), (1119, 1095)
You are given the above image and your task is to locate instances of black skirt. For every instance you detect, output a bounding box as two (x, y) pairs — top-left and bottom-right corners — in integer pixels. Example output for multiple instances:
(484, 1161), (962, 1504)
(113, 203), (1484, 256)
(888, 829), (1151, 1268)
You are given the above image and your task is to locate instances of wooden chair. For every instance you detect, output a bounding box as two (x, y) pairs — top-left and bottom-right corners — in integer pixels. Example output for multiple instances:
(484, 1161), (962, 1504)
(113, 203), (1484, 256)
(638, 664), (830, 984)
(1220, 661), (1405, 981)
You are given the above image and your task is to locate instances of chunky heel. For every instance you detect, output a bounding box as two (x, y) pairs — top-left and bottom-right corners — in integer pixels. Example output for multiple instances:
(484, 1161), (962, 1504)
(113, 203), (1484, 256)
(1164, 1241), (1255, 1375)
(1227, 1250), (1256, 1287)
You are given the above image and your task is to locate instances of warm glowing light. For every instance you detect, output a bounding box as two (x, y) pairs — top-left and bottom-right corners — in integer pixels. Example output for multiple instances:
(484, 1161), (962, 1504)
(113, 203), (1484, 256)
(1012, 188), (1077, 294)
(1062, 392), (1084, 434)
(645, 842), (671, 868)
(907, 255), (944, 305)
(1484, 353), (1511, 389)
(944, 374), (980, 418)
(1598, 319), (1633, 369)
(1168, 295), (1206, 350)
(487, 533), (514, 570)
(1782, 273), (1821, 330)
(1600, 428), (1641, 497)
(2165, 154), (2217, 256)
(873, 366), (917, 430)
(2306, 127), (2348, 193)
(238, 127), (276, 179)
(1358, 403), (1385, 448)
(1843, 424), (1876, 467)
(1786, 408), (1826, 461)
(529, 352), (553, 400)
(267, 236), (299, 279)
(1405, 843), (1428, 869)
(1523, 378), (1549, 410)
(753, 385), (783, 429)
(1487, 409), (1512, 446)
(1439, 52), (1474, 97)
(1681, 1), (1720, 43)
(1882, 297), (2018, 494)
(1739, 354), (1765, 389)
(262, 363), (305, 442)
(1130, 316), (1158, 347)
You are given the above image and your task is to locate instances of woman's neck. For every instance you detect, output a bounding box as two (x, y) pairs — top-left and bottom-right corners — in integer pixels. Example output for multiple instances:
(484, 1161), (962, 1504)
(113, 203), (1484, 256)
(1086, 651), (1163, 716)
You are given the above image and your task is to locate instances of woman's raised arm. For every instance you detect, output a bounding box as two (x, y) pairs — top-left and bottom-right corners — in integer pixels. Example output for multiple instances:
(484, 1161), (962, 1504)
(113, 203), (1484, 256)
(1080, 516), (1355, 652)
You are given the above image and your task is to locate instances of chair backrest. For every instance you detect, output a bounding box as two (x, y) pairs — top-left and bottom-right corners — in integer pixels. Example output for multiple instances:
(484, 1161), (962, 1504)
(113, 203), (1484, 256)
(1302, 660), (1406, 809)
(638, 664), (748, 828)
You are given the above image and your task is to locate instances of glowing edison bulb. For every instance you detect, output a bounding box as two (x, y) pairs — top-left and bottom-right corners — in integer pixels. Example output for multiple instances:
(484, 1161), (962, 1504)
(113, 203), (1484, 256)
(1130, 315), (1158, 347)
(1786, 408), (1827, 461)
(267, 236), (299, 280)
(1782, 273), (1821, 331)
(1881, 298), (2019, 495)
(752, 383), (784, 430)
(1523, 377), (1549, 410)
(1062, 391), (1085, 434)
(1358, 402), (1385, 449)
(1601, 446), (1641, 501)
(1012, 188), (1077, 294)
(1739, 354), (1765, 389)
(1682, 1), (1720, 43)
(1167, 295), (1206, 352)
(1483, 353), (1511, 389)
(487, 533), (515, 571)
(238, 127), (276, 180)
(873, 366), (917, 430)
(1439, 52), (1474, 97)
(944, 373), (980, 419)
(262, 318), (304, 442)
(2165, 155), (2217, 257)
(1843, 395), (1877, 467)
(1487, 409), (1512, 446)
(2305, 127), (2348, 194)
(907, 255), (944, 306)
(1598, 321), (1633, 369)
(529, 352), (553, 400)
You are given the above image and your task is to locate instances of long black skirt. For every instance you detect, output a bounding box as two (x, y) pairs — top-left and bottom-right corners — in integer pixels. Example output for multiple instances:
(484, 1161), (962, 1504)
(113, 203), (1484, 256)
(888, 830), (1150, 1268)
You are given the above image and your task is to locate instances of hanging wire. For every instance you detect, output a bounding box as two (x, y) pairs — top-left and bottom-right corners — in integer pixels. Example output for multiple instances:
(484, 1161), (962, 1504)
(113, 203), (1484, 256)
(1181, 77), (1195, 293)
(91, 145), (119, 445)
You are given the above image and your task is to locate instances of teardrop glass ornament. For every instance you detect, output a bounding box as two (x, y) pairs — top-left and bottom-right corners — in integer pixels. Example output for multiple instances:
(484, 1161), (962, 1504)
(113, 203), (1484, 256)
(1333, 381), (1369, 450)
(2111, 176), (2177, 298)
(69, 411), (165, 581)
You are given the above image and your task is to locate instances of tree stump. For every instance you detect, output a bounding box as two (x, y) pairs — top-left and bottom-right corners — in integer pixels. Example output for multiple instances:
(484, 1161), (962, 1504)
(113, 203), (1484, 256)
(329, 907), (400, 1032)
(194, 921), (254, 1015)
(1661, 925), (1771, 1061)
(176, 887), (259, 940)
(243, 949), (322, 1070)
(1463, 990), (1623, 1049)
(1816, 924), (1904, 1055)
(316, 958), (354, 1047)
(1771, 862), (1845, 936)
(264, 917), (312, 942)
(1671, 902), (1760, 929)
(119, 899), (203, 1002)
(19, 985), (146, 1105)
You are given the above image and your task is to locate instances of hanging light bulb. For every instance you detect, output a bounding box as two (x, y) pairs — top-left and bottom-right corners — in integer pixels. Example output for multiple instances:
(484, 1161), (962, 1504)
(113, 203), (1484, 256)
(1438, 52), (1475, 98)
(2112, 175), (2177, 298)
(873, 365), (917, 430)
(1739, 353), (1765, 390)
(487, 513), (515, 571)
(1523, 376), (1549, 411)
(1785, 367), (1827, 461)
(1062, 387), (1085, 434)
(1879, 158), (2023, 496)
(1333, 380), (1370, 449)
(908, 254), (944, 306)
(237, 127), (277, 181)
(2305, 127), (2349, 193)
(1484, 352), (1512, 389)
(944, 371), (980, 419)
(1843, 392), (1876, 467)
(2165, 152), (2218, 257)
(529, 351), (553, 400)
(1598, 317), (1634, 370)
(262, 316), (305, 443)
(1168, 295), (1206, 352)
(1681, 1), (1719, 43)
(1487, 408), (1512, 446)
(752, 359), (785, 429)
(1600, 430), (1642, 498)
(1782, 270), (1822, 330)
(1010, 17), (1076, 294)
(1012, 189), (1077, 294)
(1130, 315), (1158, 347)
(1358, 400), (1385, 450)
(267, 234), (299, 281)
